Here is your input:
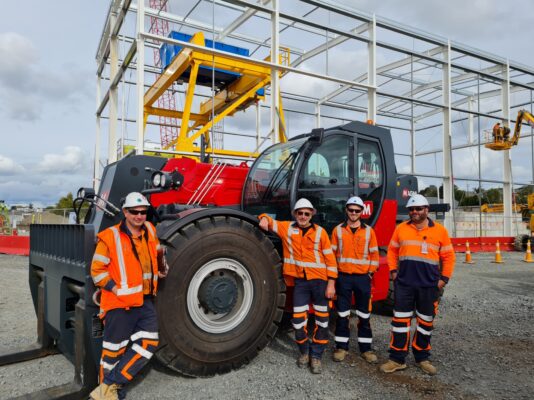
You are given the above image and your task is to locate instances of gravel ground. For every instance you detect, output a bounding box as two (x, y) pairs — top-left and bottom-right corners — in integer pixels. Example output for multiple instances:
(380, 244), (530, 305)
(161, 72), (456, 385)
(1, 252), (533, 399)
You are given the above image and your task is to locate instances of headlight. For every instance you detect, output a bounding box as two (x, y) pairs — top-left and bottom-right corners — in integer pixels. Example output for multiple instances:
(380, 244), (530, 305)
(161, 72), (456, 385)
(152, 172), (162, 187)
(160, 174), (167, 188)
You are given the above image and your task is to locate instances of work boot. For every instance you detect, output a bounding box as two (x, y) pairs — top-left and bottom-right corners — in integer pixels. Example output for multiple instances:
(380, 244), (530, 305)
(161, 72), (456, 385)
(332, 348), (347, 362)
(379, 359), (407, 373)
(297, 353), (309, 369)
(310, 358), (322, 374)
(361, 351), (378, 364)
(416, 360), (437, 375)
(89, 383), (121, 400)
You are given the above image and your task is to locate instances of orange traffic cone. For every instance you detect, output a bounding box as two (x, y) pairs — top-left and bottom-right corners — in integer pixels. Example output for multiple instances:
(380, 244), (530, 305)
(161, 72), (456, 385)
(524, 240), (533, 263)
(492, 240), (503, 263)
(464, 241), (475, 264)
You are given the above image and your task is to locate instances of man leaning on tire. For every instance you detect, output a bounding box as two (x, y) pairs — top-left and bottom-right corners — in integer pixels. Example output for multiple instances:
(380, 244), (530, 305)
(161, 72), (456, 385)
(258, 198), (337, 374)
(380, 194), (455, 376)
(90, 192), (168, 399)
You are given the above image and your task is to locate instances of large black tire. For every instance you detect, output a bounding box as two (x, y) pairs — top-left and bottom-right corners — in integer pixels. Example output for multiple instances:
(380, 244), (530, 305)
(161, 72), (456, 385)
(155, 216), (285, 377)
(514, 234), (530, 251)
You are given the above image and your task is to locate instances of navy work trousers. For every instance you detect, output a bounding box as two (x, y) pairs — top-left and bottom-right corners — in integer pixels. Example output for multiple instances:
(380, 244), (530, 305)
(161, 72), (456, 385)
(334, 273), (373, 353)
(291, 278), (329, 360)
(388, 282), (439, 363)
(100, 298), (159, 386)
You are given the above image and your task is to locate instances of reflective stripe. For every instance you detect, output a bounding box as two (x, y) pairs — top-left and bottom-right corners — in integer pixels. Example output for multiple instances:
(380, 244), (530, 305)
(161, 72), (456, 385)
(368, 246), (378, 253)
(392, 326), (410, 333)
(399, 255), (440, 266)
(400, 240), (440, 251)
(117, 285), (143, 296)
(272, 220), (278, 234)
(337, 310), (350, 318)
(284, 258), (327, 269)
(331, 245), (338, 251)
(335, 336), (349, 343)
(131, 330), (159, 342)
(394, 311), (413, 318)
(357, 337), (372, 343)
(441, 244), (454, 252)
(336, 225), (343, 255)
(356, 310), (370, 319)
(144, 222), (156, 239)
(100, 360), (119, 370)
(142, 273), (153, 280)
(327, 266), (337, 273)
(93, 272), (109, 284)
(316, 320), (328, 328)
(323, 248), (333, 255)
(416, 310), (433, 322)
(132, 343), (153, 359)
(390, 241), (400, 248)
(338, 258), (372, 265)
(313, 304), (328, 312)
(93, 254), (110, 264)
(110, 227), (128, 288)
(363, 226), (370, 259)
(417, 326), (432, 336)
(294, 305), (309, 313)
(286, 225), (294, 261)
(314, 227), (323, 266)
(370, 261), (379, 266)
(293, 320), (307, 330)
(103, 339), (129, 351)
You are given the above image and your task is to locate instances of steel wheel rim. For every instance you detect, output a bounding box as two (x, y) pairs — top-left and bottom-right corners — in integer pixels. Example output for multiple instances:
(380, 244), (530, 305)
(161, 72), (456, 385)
(187, 258), (254, 334)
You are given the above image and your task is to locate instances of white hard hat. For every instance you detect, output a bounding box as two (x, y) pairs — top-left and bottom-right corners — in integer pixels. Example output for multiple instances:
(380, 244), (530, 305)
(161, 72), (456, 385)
(122, 192), (150, 208)
(346, 196), (365, 209)
(293, 198), (316, 214)
(406, 194), (429, 208)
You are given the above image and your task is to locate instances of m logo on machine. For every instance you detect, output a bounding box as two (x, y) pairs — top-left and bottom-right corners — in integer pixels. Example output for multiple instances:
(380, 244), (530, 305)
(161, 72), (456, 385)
(402, 189), (418, 198)
(362, 201), (373, 218)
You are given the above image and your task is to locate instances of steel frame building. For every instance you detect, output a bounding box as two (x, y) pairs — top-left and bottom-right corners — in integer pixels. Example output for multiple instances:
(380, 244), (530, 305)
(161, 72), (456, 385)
(95, 0), (534, 236)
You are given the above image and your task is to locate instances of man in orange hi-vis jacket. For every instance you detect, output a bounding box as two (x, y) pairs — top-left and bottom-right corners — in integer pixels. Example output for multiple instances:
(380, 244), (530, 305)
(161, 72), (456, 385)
(259, 198), (337, 374)
(90, 192), (168, 400)
(331, 196), (379, 364)
(380, 194), (455, 376)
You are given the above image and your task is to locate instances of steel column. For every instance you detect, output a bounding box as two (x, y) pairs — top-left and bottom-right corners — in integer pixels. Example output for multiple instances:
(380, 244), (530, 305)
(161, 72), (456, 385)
(136, 0), (146, 155)
(502, 61), (512, 236)
(442, 42), (454, 232)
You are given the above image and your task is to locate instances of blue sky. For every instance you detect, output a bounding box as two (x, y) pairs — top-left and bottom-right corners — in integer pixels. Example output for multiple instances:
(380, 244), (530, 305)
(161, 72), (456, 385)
(0, 1), (533, 206)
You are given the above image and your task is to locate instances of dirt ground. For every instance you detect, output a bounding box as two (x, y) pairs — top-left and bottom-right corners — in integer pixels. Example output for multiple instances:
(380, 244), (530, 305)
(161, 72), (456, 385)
(0, 252), (533, 399)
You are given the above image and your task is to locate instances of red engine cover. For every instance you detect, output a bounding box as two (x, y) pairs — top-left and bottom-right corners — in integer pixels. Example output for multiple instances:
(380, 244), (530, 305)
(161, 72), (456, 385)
(150, 158), (249, 208)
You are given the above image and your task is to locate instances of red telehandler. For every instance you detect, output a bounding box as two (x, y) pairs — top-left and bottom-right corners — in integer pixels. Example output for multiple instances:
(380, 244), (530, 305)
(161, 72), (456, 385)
(1, 121), (448, 398)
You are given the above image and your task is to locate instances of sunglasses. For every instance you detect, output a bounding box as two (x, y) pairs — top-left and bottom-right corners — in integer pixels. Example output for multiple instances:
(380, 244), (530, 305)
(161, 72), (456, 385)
(297, 211), (312, 217)
(408, 207), (426, 212)
(127, 209), (148, 216)
(347, 208), (362, 214)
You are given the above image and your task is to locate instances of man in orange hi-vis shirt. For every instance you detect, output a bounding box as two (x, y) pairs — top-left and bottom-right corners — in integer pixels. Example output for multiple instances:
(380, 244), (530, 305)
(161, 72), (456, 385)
(90, 192), (168, 400)
(380, 194), (455, 376)
(259, 198), (337, 374)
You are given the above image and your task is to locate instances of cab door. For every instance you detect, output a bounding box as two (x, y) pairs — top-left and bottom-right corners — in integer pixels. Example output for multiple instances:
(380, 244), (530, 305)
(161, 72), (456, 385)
(296, 134), (354, 232)
(355, 137), (385, 226)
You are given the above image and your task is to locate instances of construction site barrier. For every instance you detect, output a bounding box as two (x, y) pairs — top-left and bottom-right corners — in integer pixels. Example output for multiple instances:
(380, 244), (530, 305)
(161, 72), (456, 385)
(0, 235), (30, 255)
(451, 237), (515, 252)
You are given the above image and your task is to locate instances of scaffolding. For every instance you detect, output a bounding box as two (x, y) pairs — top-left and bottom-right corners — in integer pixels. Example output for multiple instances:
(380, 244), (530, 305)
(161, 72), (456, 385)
(95, 0), (534, 236)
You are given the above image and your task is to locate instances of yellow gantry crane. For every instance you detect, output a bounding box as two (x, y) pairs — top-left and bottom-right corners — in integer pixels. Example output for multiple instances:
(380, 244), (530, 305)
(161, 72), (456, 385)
(486, 109), (534, 150)
(143, 32), (289, 160)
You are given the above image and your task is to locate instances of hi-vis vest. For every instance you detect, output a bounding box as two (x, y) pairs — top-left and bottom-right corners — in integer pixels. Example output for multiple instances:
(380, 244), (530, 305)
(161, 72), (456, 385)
(91, 221), (159, 314)
(258, 214), (338, 283)
(331, 222), (379, 274)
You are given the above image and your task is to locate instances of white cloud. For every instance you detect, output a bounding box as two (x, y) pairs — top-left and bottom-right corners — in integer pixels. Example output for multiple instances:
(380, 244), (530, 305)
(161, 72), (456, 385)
(37, 146), (89, 173)
(0, 32), (92, 122)
(0, 155), (25, 175)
